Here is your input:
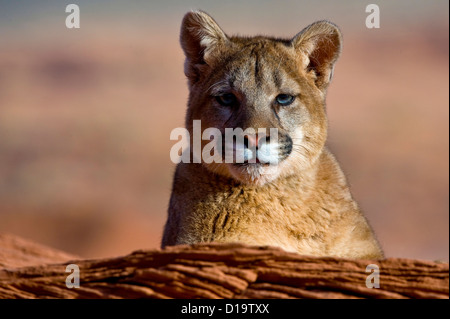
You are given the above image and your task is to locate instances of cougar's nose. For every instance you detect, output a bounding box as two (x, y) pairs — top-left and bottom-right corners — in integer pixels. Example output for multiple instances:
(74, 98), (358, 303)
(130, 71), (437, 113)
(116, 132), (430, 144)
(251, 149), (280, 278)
(243, 134), (270, 149)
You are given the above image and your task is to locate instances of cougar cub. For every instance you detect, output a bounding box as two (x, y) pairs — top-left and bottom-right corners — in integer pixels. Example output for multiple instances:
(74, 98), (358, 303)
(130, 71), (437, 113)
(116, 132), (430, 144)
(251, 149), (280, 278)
(161, 11), (383, 259)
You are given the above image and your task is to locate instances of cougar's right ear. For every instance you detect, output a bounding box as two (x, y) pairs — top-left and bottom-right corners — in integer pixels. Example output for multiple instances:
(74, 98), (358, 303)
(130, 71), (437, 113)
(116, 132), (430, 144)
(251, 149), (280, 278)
(180, 11), (228, 83)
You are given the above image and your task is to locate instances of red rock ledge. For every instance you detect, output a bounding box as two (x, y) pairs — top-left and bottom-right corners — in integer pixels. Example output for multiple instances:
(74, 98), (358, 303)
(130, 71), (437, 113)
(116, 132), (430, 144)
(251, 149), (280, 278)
(0, 233), (447, 299)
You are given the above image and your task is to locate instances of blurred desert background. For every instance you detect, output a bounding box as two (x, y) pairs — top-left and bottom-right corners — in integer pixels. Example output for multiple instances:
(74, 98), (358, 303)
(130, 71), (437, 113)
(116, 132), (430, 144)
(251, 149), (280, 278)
(0, 0), (448, 261)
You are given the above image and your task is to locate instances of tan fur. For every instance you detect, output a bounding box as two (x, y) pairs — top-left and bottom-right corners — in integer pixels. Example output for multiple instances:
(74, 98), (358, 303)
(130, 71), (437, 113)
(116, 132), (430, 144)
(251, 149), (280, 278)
(162, 11), (384, 259)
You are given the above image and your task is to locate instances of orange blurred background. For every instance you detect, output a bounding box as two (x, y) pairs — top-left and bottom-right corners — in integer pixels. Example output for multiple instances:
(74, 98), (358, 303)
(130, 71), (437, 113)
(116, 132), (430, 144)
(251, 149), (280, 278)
(0, 1), (448, 261)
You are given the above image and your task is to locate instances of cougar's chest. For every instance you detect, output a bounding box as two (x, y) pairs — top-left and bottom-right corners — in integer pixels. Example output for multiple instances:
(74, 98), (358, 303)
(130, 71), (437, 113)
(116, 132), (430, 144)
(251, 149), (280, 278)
(189, 182), (303, 241)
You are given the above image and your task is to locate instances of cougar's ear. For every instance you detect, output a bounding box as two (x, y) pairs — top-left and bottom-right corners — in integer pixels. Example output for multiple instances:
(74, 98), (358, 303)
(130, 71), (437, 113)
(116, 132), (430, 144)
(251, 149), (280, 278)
(180, 11), (228, 83)
(291, 21), (342, 91)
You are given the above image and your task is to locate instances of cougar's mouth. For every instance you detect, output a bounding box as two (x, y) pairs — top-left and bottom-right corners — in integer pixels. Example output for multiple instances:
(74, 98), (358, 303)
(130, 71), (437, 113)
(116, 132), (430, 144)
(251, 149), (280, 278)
(222, 133), (292, 166)
(233, 158), (269, 166)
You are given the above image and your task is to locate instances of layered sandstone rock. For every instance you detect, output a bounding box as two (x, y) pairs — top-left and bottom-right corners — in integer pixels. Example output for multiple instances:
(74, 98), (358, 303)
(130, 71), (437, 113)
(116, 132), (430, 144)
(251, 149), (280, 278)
(0, 233), (448, 299)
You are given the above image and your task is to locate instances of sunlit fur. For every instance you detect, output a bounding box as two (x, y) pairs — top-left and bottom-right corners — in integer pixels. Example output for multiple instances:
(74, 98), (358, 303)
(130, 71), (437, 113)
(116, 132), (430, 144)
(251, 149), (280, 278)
(162, 11), (384, 259)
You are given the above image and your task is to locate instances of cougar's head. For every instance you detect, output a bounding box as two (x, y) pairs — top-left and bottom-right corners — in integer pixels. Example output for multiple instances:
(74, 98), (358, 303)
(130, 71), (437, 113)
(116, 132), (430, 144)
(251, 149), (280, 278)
(180, 11), (342, 186)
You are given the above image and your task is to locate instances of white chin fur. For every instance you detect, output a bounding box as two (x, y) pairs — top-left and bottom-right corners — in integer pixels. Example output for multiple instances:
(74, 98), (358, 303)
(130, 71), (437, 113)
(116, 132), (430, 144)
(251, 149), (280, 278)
(225, 140), (280, 165)
(256, 141), (280, 164)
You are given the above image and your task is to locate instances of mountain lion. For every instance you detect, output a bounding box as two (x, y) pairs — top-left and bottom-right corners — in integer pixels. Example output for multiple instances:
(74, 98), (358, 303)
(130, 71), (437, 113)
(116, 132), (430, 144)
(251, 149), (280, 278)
(161, 11), (384, 259)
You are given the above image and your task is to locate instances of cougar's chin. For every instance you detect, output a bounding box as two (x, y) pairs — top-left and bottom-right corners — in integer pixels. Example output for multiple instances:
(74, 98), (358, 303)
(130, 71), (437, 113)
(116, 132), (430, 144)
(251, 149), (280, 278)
(227, 162), (282, 186)
(201, 161), (281, 186)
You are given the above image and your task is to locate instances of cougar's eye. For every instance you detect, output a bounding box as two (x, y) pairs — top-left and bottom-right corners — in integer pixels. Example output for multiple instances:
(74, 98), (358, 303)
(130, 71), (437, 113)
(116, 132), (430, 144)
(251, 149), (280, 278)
(276, 94), (295, 106)
(215, 93), (237, 107)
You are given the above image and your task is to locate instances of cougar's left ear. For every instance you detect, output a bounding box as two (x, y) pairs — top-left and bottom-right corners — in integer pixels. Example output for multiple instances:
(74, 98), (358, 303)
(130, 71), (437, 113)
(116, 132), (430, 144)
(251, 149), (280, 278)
(291, 21), (342, 91)
(180, 10), (229, 84)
